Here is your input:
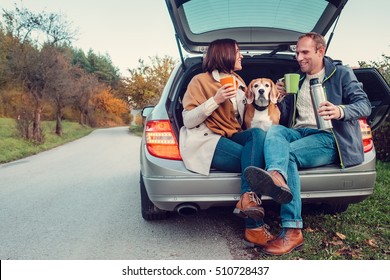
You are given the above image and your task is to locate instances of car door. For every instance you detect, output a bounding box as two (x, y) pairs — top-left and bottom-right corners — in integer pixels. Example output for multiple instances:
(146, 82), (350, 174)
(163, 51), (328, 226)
(354, 68), (390, 130)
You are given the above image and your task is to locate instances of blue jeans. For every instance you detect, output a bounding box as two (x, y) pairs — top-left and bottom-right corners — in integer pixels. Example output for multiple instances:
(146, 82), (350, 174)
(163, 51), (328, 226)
(264, 125), (338, 229)
(211, 127), (266, 228)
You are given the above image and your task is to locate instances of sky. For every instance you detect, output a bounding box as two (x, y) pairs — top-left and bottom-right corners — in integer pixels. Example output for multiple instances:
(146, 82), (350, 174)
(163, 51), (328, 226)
(1, 0), (389, 77)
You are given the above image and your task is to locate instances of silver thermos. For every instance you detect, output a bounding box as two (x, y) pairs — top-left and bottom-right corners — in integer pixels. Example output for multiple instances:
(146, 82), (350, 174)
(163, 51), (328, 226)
(309, 78), (333, 130)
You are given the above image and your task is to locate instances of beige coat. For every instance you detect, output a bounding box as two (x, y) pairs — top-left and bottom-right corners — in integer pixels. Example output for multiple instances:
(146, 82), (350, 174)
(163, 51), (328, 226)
(179, 70), (247, 175)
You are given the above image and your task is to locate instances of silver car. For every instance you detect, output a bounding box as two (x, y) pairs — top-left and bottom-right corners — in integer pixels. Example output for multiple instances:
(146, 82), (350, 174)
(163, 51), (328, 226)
(139, 0), (390, 220)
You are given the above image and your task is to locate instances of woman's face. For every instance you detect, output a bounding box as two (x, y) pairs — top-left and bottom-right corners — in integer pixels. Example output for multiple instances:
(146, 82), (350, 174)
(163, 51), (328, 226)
(233, 45), (243, 71)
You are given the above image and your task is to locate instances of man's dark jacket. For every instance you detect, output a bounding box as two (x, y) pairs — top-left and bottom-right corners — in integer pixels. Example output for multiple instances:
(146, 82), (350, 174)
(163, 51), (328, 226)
(279, 56), (372, 168)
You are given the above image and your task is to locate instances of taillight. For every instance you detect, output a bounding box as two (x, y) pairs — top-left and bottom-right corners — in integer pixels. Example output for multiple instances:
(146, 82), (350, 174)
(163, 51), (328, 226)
(144, 120), (182, 160)
(359, 119), (373, 153)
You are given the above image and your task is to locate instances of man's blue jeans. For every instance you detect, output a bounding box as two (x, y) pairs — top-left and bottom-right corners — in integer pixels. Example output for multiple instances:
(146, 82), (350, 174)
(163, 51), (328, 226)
(211, 127), (266, 228)
(264, 125), (338, 229)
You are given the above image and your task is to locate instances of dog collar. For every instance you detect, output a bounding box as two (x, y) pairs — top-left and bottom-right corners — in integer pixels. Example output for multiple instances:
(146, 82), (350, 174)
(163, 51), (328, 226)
(253, 103), (268, 111)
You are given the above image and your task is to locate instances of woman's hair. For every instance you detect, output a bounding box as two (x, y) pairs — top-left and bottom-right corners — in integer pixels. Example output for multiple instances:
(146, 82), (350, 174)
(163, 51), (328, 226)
(298, 32), (327, 51)
(202, 38), (238, 73)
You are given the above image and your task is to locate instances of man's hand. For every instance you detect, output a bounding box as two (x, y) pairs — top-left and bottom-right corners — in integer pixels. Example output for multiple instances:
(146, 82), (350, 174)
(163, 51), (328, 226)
(318, 101), (341, 120)
(276, 80), (287, 99)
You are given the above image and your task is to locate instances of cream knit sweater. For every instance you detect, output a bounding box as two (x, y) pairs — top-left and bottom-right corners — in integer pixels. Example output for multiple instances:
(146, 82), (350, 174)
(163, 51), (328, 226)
(294, 68), (325, 129)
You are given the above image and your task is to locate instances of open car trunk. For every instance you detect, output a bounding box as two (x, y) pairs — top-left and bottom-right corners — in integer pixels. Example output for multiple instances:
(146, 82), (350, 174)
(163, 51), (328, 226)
(164, 0), (390, 149)
(167, 55), (390, 138)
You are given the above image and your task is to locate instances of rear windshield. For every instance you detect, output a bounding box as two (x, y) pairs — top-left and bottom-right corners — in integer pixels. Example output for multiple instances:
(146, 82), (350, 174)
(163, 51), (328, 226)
(182, 0), (328, 34)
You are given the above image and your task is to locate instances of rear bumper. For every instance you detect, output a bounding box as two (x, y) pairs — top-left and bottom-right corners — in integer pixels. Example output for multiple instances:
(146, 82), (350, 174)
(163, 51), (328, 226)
(141, 171), (375, 211)
(140, 144), (377, 211)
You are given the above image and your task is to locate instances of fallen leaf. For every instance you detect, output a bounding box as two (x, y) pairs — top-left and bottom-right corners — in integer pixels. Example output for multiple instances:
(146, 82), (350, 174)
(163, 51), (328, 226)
(365, 239), (378, 248)
(335, 246), (362, 259)
(335, 232), (346, 240)
(335, 246), (350, 255)
(351, 248), (363, 260)
(305, 227), (315, 233)
(329, 240), (344, 246)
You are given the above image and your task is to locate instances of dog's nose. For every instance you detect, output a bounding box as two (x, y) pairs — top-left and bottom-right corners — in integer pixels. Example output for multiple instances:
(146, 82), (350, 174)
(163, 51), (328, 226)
(258, 89), (265, 95)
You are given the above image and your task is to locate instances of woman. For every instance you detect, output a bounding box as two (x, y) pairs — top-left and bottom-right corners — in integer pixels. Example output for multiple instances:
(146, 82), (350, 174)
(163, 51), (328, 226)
(179, 39), (273, 247)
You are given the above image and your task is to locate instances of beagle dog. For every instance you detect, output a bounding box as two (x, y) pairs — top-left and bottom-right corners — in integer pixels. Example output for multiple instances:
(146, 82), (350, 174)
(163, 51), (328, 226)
(244, 78), (281, 131)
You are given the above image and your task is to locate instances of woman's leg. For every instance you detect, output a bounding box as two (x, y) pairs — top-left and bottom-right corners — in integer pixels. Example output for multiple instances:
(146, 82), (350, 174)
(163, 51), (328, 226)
(230, 128), (266, 193)
(210, 137), (242, 172)
(230, 128), (269, 231)
(211, 129), (269, 239)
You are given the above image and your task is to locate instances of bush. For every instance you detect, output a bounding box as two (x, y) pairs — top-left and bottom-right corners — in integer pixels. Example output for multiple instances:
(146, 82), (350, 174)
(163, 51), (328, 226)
(373, 116), (390, 162)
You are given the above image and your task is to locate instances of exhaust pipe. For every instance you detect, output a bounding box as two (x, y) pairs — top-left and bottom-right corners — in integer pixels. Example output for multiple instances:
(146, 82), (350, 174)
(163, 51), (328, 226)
(176, 203), (198, 217)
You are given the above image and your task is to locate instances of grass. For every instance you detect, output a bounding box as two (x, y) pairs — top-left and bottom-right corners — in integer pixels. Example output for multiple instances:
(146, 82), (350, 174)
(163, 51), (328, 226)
(0, 118), (94, 164)
(1, 118), (389, 259)
(129, 125), (144, 137)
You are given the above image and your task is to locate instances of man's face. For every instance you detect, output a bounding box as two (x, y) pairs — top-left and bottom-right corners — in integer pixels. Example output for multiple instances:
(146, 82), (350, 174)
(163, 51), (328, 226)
(295, 36), (324, 75)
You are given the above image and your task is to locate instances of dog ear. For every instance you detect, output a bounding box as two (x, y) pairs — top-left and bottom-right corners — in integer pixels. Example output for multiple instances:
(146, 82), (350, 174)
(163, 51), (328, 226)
(245, 80), (255, 104)
(270, 80), (280, 104)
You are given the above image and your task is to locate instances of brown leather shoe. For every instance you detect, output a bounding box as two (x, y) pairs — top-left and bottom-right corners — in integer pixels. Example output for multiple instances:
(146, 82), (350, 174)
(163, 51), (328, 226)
(244, 166), (293, 204)
(261, 228), (304, 256)
(243, 224), (275, 247)
(233, 192), (264, 220)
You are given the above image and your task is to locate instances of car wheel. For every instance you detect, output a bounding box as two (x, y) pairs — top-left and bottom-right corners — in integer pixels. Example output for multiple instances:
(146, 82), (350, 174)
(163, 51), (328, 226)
(140, 172), (170, 221)
(322, 203), (349, 214)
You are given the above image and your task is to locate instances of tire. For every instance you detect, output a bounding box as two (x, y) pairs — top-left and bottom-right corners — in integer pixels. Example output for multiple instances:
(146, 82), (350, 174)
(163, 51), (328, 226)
(140, 172), (170, 221)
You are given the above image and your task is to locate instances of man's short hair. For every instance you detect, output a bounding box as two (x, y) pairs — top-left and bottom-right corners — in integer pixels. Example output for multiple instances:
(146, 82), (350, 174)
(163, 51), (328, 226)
(298, 32), (327, 50)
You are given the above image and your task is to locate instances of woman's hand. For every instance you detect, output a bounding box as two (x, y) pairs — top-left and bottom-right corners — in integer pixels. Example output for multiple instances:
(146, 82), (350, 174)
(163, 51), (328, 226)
(213, 84), (237, 105)
(318, 101), (341, 120)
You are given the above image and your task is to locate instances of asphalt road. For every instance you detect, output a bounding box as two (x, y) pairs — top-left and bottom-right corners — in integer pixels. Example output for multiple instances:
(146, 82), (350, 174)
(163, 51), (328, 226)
(0, 127), (255, 260)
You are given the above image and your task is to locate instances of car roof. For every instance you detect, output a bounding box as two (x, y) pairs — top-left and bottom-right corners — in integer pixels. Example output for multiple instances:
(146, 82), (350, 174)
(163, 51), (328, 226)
(166, 0), (348, 54)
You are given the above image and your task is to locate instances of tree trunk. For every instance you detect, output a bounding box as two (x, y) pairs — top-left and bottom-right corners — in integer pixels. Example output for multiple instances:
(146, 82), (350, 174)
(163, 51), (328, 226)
(79, 111), (85, 126)
(85, 110), (90, 126)
(55, 109), (63, 136)
(32, 106), (43, 143)
(81, 108), (90, 126)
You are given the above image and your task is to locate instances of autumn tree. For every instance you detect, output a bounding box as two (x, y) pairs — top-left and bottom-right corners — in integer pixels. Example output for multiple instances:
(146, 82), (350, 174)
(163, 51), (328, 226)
(0, 26), (7, 90)
(125, 55), (176, 109)
(91, 88), (129, 127)
(72, 68), (101, 126)
(0, 27), (9, 116)
(0, 27), (27, 117)
(2, 4), (77, 142)
(5, 41), (45, 141)
(42, 45), (77, 135)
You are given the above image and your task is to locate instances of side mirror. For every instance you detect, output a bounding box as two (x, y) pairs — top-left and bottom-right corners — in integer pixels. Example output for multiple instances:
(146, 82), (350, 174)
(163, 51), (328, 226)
(141, 106), (154, 126)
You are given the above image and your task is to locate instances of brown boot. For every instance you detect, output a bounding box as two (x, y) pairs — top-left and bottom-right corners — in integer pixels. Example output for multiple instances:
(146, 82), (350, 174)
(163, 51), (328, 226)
(261, 228), (304, 256)
(244, 166), (293, 204)
(243, 224), (275, 247)
(233, 192), (264, 220)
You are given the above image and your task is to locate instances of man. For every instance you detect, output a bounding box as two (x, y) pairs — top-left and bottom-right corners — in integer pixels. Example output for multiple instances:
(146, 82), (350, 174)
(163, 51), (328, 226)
(244, 32), (372, 255)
